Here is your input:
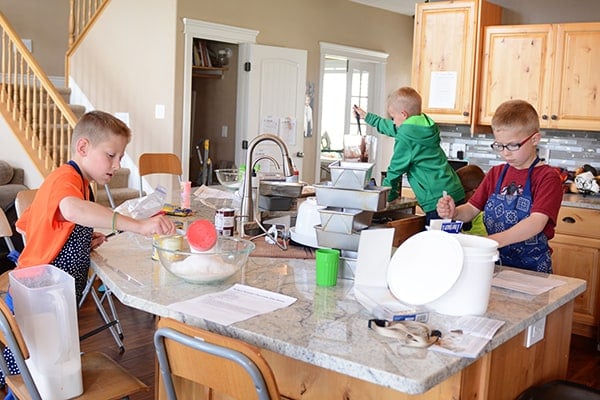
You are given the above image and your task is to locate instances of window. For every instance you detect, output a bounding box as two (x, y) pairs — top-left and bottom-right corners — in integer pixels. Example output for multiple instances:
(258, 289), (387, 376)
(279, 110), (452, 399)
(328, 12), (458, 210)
(317, 42), (388, 181)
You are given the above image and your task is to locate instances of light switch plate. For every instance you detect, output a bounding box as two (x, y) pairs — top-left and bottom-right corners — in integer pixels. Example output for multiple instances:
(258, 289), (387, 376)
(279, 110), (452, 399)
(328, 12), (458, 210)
(524, 316), (546, 348)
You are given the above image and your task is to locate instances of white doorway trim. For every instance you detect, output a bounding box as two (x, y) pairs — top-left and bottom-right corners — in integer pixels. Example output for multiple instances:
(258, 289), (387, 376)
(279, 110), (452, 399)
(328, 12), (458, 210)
(317, 42), (388, 183)
(182, 18), (258, 180)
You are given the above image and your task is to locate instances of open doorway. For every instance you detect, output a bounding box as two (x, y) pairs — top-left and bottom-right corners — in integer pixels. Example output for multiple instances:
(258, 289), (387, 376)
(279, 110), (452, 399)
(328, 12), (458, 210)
(317, 42), (388, 183)
(189, 39), (239, 186)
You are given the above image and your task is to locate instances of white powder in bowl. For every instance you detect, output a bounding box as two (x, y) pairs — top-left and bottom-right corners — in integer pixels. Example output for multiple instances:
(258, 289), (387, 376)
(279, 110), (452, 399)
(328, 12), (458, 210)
(168, 254), (237, 282)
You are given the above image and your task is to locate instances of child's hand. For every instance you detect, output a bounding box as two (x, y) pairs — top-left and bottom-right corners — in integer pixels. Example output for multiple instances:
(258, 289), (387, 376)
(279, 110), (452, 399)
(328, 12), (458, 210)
(436, 193), (456, 219)
(140, 215), (177, 237)
(91, 231), (107, 250)
(353, 104), (367, 119)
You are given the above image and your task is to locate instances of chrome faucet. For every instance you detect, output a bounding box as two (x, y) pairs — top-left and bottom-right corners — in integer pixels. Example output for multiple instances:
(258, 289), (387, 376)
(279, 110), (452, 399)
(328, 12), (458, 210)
(239, 133), (295, 237)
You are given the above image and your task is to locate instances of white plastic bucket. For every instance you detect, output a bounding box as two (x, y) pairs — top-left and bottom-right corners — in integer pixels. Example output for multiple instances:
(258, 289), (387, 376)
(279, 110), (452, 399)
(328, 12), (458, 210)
(9, 264), (83, 400)
(427, 234), (498, 316)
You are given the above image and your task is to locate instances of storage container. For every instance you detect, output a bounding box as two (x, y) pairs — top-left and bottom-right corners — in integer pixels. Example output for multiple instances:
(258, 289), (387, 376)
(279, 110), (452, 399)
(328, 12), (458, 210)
(318, 207), (373, 234)
(314, 182), (389, 212)
(314, 225), (361, 251)
(328, 161), (374, 190)
(9, 264), (83, 399)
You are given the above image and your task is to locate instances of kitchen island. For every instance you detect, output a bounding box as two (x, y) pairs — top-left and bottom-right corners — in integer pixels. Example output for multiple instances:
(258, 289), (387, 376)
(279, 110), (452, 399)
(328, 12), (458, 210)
(91, 229), (585, 400)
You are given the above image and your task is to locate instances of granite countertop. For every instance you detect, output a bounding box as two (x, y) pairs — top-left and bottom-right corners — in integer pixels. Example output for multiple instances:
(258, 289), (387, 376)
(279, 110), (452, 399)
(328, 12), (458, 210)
(562, 193), (600, 210)
(91, 232), (585, 395)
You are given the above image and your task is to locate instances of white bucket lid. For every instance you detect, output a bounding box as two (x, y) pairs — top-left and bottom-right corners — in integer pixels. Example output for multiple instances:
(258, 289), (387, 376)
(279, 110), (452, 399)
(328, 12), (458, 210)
(387, 230), (463, 305)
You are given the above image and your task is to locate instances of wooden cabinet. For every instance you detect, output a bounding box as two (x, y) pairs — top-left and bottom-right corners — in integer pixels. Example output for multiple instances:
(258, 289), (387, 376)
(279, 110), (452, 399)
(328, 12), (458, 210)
(550, 206), (600, 338)
(479, 22), (600, 130)
(411, 0), (501, 126)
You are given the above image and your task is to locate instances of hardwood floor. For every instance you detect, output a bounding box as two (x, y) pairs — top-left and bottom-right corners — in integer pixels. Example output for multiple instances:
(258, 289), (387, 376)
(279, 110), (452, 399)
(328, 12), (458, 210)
(79, 294), (600, 400)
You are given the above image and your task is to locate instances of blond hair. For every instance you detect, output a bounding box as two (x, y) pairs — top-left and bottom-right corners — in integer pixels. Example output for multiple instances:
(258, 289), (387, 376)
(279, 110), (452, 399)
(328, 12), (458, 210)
(71, 110), (131, 153)
(388, 87), (422, 117)
(491, 100), (540, 136)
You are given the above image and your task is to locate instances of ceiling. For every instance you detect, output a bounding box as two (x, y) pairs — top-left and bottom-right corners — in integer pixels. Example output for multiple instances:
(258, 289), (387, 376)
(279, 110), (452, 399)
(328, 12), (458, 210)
(349, 0), (422, 16)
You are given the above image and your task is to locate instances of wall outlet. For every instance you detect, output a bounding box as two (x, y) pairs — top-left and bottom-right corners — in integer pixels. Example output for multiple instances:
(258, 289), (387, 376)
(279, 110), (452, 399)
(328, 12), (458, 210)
(524, 316), (546, 348)
(221, 125), (228, 138)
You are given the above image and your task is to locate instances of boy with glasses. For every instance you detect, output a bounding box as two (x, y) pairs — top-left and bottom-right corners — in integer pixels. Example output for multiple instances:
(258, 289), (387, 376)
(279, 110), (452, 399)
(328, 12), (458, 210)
(437, 100), (563, 273)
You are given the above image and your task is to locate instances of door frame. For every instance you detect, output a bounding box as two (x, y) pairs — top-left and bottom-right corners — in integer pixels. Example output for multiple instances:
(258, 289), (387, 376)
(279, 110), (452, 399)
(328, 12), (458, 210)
(317, 42), (388, 183)
(182, 18), (258, 180)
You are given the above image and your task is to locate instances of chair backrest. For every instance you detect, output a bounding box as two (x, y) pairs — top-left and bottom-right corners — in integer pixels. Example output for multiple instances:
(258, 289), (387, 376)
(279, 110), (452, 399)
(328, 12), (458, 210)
(138, 153), (183, 197)
(154, 318), (280, 400)
(0, 208), (15, 253)
(15, 189), (37, 244)
(0, 297), (43, 400)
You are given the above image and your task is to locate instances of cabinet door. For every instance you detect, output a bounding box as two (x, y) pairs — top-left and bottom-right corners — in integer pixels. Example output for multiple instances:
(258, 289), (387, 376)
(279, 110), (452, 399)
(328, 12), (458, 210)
(478, 25), (554, 126)
(551, 235), (600, 337)
(550, 22), (600, 130)
(412, 1), (477, 124)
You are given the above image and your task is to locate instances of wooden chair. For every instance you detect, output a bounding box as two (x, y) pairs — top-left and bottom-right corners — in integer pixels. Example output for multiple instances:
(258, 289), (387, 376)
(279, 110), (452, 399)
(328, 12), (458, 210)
(0, 297), (148, 400)
(138, 153), (183, 197)
(14, 189), (37, 244)
(0, 208), (16, 294)
(154, 318), (281, 400)
(14, 189), (125, 352)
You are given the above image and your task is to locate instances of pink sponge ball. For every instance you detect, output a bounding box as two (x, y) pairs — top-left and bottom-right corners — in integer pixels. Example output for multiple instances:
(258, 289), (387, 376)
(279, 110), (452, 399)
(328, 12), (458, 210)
(187, 219), (218, 252)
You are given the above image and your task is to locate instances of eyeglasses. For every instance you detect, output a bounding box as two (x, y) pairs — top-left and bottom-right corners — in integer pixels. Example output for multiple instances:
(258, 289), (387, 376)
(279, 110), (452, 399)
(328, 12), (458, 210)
(490, 132), (537, 152)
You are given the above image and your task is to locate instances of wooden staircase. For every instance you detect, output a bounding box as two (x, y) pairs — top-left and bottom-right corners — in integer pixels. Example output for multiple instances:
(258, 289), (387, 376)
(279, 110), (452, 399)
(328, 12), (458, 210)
(94, 168), (139, 208)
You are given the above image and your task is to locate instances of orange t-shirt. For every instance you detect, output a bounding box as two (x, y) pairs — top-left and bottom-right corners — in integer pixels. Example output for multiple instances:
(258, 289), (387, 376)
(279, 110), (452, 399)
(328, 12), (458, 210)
(16, 164), (92, 268)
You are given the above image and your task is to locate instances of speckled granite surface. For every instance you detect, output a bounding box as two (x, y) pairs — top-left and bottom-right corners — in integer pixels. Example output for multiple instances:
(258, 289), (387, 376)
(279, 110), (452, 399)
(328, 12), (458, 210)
(91, 231), (585, 395)
(562, 193), (600, 210)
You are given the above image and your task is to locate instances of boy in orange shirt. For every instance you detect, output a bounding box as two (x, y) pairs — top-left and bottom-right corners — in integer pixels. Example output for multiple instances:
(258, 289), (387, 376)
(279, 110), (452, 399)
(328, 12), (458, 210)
(16, 111), (176, 302)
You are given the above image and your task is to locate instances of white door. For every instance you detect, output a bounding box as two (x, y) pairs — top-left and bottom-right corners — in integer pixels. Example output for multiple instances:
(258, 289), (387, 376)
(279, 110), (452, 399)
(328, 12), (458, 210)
(236, 44), (307, 174)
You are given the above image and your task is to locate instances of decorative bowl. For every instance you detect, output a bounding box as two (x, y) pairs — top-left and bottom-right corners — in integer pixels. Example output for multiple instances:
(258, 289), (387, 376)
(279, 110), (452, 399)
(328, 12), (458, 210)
(153, 235), (255, 284)
(214, 169), (241, 191)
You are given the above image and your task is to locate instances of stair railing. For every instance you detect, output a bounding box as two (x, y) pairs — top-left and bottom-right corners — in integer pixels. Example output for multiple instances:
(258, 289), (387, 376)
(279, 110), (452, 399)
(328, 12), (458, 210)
(0, 11), (79, 177)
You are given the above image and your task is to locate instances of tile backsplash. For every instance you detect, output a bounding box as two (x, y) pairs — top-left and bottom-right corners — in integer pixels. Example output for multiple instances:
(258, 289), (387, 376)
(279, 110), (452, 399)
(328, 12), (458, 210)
(440, 125), (600, 173)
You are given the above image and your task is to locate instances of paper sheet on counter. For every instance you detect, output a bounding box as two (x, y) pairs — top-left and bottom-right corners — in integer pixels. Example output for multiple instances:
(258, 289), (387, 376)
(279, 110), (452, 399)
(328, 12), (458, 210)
(168, 284), (297, 325)
(492, 270), (566, 296)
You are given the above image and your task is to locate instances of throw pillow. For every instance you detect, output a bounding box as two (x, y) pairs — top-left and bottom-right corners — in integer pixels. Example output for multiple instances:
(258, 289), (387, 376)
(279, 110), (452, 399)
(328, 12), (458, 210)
(0, 161), (14, 185)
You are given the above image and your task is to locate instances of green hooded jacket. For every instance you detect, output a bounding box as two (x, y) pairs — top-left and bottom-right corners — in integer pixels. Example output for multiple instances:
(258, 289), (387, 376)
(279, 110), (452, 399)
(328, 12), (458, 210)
(364, 112), (465, 212)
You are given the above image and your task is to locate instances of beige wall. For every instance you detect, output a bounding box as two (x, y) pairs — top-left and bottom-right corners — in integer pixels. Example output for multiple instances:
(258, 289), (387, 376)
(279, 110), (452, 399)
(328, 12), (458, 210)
(69, 0), (179, 192)
(0, 0), (68, 77)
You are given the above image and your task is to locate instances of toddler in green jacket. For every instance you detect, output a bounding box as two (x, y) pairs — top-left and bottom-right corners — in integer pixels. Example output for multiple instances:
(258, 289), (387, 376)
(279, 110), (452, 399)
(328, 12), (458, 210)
(353, 87), (464, 225)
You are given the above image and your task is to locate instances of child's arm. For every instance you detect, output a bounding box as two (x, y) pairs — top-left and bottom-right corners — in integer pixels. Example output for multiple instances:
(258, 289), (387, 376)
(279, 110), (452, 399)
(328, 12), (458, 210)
(487, 213), (549, 248)
(59, 196), (176, 237)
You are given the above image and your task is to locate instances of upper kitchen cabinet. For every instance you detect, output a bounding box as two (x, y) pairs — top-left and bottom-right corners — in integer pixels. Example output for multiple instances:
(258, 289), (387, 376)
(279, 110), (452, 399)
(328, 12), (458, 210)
(478, 22), (600, 131)
(411, 0), (501, 126)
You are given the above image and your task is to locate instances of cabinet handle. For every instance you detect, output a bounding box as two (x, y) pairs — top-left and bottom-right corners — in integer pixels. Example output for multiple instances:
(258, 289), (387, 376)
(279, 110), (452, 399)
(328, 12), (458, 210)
(551, 114), (558, 120)
(562, 216), (576, 224)
(462, 111), (469, 117)
(541, 115), (548, 120)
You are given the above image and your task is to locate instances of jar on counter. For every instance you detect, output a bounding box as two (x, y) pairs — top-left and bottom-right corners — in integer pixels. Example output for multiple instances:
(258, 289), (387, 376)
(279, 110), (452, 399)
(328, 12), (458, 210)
(215, 208), (235, 236)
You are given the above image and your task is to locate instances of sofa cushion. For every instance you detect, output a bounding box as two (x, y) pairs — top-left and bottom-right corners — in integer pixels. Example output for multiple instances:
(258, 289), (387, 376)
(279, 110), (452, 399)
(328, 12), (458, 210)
(0, 161), (14, 185)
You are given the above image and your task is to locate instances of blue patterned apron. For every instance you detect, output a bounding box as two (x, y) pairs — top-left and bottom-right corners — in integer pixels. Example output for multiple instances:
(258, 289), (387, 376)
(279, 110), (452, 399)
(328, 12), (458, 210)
(483, 158), (552, 273)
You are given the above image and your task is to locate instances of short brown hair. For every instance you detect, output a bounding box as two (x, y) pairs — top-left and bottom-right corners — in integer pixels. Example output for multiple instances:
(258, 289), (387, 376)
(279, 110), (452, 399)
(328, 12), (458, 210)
(71, 110), (131, 153)
(456, 165), (485, 193)
(388, 87), (422, 117)
(491, 100), (540, 136)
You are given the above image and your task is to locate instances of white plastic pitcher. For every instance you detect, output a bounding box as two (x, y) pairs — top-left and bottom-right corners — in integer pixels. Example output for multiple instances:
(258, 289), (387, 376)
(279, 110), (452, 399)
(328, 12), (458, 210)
(9, 264), (83, 400)
(427, 234), (499, 316)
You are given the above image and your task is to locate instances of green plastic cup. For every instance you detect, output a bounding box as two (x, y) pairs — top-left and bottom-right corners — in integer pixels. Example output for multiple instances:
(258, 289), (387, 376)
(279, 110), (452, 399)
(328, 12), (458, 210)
(316, 248), (340, 287)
